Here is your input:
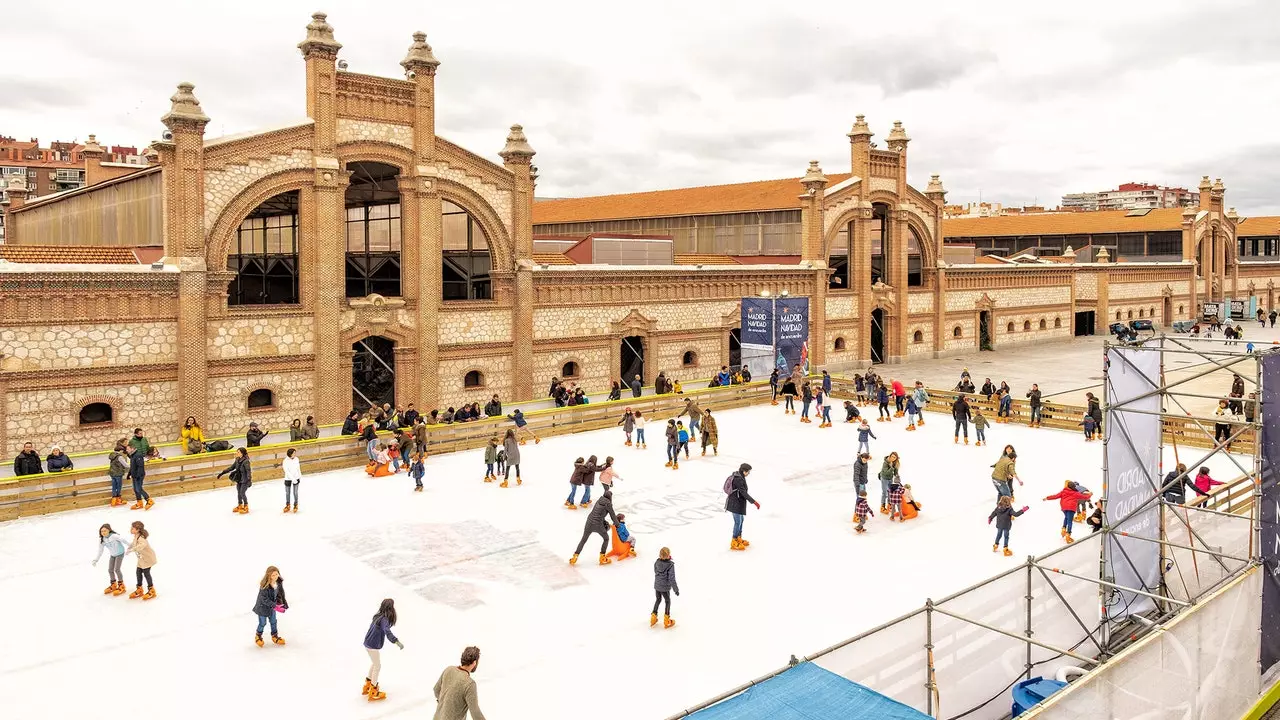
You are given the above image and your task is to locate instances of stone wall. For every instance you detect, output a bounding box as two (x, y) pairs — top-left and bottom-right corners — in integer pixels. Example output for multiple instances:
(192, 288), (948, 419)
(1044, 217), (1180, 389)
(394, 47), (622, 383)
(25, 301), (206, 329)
(438, 161), (514, 238)
(533, 300), (740, 340)
(1109, 280), (1187, 300)
(203, 148), (314, 230)
(826, 294), (858, 320)
(908, 292), (933, 316)
(1074, 272), (1098, 300)
(534, 346), (611, 393)
(438, 309), (512, 346)
(907, 323), (933, 355)
(437, 355), (512, 410)
(656, 337), (722, 383)
(209, 316), (315, 359)
(945, 285), (1072, 311)
(994, 312), (1073, 347)
(825, 326), (862, 367)
(207, 371), (315, 438)
(335, 119), (413, 150)
(6, 380), (180, 457)
(0, 322), (177, 372)
(943, 317), (977, 351)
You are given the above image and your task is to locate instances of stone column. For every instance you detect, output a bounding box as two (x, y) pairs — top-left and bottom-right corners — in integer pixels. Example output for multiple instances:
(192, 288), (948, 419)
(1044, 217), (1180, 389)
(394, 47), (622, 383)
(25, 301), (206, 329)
(847, 115), (872, 182)
(933, 266), (947, 355)
(1096, 268), (1110, 334)
(853, 205), (874, 360)
(799, 161), (828, 367)
(500, 125), (536, 401)
(310, 167), (348, 422)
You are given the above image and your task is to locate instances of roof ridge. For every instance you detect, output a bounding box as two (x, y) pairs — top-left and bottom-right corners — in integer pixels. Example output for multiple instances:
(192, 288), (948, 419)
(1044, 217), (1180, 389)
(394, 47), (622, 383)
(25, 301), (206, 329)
(536, 171), (854, 204)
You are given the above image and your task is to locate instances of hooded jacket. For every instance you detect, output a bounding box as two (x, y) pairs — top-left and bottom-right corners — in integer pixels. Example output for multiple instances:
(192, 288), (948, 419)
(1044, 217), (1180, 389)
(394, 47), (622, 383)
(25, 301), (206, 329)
(951, 398), (971, 421)
(585, 490), (618, 531)
(724, 471), (757, 515)
(570, 459), (600, 486)
(14, 450), (43, 476)
(218, 456), (253, 487)
(1045, 486), (1091, 511)
(108, 449), (129, 478)
(246, 425), (268, 447)
(94, 532), (129, 563)
(853, 458), (869, 487)
(988, 504), (1027, 530)
(46, 451), (73, 472)
(991, 455), (1017, 483)
(654, 558), (679, 594)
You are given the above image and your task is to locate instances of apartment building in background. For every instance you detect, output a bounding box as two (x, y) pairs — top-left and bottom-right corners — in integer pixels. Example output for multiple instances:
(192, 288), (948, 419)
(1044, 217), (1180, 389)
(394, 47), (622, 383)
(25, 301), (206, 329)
(1062, 182), (1198, 212)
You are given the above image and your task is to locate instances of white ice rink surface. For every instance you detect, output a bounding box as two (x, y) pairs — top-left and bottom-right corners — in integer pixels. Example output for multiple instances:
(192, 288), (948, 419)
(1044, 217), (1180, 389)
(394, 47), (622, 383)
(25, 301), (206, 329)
(0, 404), (1249, 719)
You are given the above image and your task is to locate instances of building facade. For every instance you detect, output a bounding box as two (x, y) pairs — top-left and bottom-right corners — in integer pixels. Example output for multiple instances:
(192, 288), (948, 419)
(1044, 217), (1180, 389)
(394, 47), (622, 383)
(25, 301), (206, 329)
(1061, 182), (1198, 212)
(1, 12), (1278, 458)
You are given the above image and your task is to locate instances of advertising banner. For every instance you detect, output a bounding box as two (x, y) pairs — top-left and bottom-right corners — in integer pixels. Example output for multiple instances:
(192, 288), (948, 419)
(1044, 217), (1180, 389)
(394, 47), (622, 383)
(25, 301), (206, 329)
(774, 297), (810, 376)
(1202, 302), (1222, 323)
(1260, 354), (1280, 673)
(740, 298), (775, 380)
(1230, 299), (1247, 320)
(1103, 345), (1163, 620)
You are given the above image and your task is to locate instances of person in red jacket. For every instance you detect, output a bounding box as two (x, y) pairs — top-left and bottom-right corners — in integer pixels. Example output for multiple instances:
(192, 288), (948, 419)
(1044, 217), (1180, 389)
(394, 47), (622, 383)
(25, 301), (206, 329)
(1193, 466), (1223, 497)
(1044, 481), (1092, 543)
(892, 379), (907, 417)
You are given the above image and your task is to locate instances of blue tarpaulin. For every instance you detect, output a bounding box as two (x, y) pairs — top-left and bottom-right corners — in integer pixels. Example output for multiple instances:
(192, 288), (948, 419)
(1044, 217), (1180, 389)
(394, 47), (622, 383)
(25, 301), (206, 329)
(687, 662), (932, 720)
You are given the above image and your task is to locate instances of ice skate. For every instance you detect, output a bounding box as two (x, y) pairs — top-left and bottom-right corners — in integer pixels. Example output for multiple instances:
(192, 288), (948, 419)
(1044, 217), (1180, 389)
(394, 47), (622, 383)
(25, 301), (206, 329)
(916, 418), (925, 426)
(413, 486), (423, 492)
(516, 478), (522, 485)
(1063, 534), (1074, 544)
(894, 410), (904, 418)
(855, 526), (866, 533)
(112, 583), (126, 596)
(580, 500), (592, 508)
(880, 504), (888, 513)
(877, 416), (886, 422)
(535, 437), (541, 444)
(664, 460), (672, 468)
(143, 587), (156, 600)
(255, 634), (264, 647)
(240, 504), (249, 514)
(131, 501), (144, 510)
(362, 679), (373, 696)
(367, 684), (386, 702)
(271, 634), (285, 645)
(771, 400), (778, 406)
(292, 504), (298, 512)
(663, 615), (675, 629)
(975, 440), (982, 446)
(1060, 527), (1067, 537)
(625, 440), (632, 446)
(992, 544), (999, 553)
(641, 443), (647, 448)
(701, 448), (706, 456)
(964, 438), (969, 445)
(738, 538), (750, 547)
(564, 501), (576, 509)
(104, 582), (118, 595)
(129, 586), (144, 599)
(714, 448), (718, 455)
(283, 504), (291, 513)
(598, 553), (611, 565)
(905, 424), (916, 431)
(1074, 511), (1085, 523)
(232, 504), (241, 513)
(569, 554), (578, 565)
(1003, 547), (1013, 556)
(519, 439), (527, 446)
(650, 613), (659, 627)
(145, 498), (154, 510)
(483, 475), (493, 483)
(953, 437), (959, 444)
(672, 461), (679, 470)
(499, 479), (509, 488)
(730, 538), (745, 550)
(109, 497), (119, 507)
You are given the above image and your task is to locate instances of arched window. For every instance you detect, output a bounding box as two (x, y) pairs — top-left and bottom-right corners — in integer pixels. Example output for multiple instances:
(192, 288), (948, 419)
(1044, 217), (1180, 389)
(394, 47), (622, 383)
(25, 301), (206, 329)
(1149, 307), (1156, 318)
(1178, 304), (1185, 314)
(1138, 309), (1145, 318)
(1023, 320), (1031, 331)
(464, 370), (484, 388)
(952, 326), (962, 338)
(443, 200), (492, 301)
(78, 402), (113, 426)
(1007, 322), (1015, 333)
(681, 351), (698, 367)
(345, 162), (403, 298)
(1054, 317), (1062, 329)
(870, 203), (890, 286)
(562, 361), (580, 378)
(1039, 319), (1047, 330)
(228, 190), (300, 305)
(247, 388), (275, 409)
(1115, 311), (1122, 321)
(833, 337), (847, 351)
(907, 226), (924, 287)
(912, 330), (924, 344)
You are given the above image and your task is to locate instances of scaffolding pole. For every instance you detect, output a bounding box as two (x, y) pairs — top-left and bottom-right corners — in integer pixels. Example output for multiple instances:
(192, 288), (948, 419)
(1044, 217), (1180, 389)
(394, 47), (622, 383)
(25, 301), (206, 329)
(927, 604), (1101, 666)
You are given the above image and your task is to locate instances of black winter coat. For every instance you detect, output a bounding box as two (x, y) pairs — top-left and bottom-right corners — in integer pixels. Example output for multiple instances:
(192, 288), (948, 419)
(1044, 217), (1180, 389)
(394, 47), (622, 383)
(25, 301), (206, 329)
(952, 399), (971, 421)
(252, 579), (288, 616)
(219, 456), (252, 487)
(630, 378), (643, 397)
(13, 450), (42, 476)
(654, 558), (679, 594)
(570, 460), (600, 486)
(988, 505), (1026, 530)
(128, 452), (146, 481)
(852, 459), (869, 487)
(1026, 389), (1042, 408)
(246, 427), (267, 447)
(361, 424), (377, 442)
(1162, 470), (1207, 505)
(724, 471), (756, 515)
(341, 416), (359, 435)
(585, 491), (618, 532)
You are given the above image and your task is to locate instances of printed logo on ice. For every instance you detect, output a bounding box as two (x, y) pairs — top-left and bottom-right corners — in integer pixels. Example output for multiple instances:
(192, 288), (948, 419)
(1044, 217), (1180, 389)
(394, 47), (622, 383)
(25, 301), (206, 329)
(620, 489), (728, 534)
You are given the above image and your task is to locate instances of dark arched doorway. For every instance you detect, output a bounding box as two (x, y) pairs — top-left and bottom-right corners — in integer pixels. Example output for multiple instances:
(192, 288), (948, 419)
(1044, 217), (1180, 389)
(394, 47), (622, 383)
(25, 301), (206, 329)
(352, 336), (396, 412)
(979, 310), (993, 351)
(728, 328), (741, 369)
(620, 336), (644, 384)
(870, 308), (886, 364)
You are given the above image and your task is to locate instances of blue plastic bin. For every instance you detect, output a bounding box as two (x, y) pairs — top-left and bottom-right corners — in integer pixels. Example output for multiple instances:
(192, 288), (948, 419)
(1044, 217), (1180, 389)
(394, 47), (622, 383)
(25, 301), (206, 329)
(1012, 676), (1068, 716)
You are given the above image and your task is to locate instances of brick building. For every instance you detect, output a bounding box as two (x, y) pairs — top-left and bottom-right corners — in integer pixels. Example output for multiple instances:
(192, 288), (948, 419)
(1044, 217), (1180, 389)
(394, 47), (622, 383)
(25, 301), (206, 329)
(1, 11), (1278, 457)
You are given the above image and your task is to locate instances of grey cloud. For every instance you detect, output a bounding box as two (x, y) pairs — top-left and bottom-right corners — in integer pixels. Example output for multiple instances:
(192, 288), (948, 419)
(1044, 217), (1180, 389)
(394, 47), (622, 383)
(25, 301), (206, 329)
(0, 78), (85, 111)
(1170, 144), (1280, 216)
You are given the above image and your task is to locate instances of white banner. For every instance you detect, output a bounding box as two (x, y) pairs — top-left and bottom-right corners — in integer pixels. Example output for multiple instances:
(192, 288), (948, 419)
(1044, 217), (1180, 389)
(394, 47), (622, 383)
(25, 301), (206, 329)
(1103, 345), (1163, 620)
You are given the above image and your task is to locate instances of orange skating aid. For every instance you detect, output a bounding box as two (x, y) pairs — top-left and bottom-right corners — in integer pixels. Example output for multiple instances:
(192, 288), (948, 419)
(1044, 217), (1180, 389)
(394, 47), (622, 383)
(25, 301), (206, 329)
(605, 527), (635, 561)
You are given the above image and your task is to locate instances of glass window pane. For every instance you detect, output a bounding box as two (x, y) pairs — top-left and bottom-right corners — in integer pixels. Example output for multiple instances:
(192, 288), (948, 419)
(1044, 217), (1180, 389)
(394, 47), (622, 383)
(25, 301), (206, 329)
(443, 212), (469, 250)
(368, 219), (391, 251)
(390, 220), (402, 249)
(347, 222), (364, 252)
(470, 219), (488, 250)
(443, 200), (463, 215)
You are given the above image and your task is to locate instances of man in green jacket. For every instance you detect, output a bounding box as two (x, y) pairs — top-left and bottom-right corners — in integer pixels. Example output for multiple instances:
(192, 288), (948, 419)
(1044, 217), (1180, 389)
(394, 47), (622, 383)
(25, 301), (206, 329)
(434, 646), (486, 720)
(127, 428), (151, 459)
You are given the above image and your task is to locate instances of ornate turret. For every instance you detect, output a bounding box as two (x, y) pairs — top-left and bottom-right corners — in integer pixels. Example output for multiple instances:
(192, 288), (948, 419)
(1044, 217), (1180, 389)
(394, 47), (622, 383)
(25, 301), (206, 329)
(1198, 176), (1212, 210)
(298, 11), (341, 59)
(847, 114), (873, 142)
(801, 160), (827, 192)
(925, 174), (947, 205)
(161, 82), (210, 130)
(885, 121), (910, 152)
(847, 114), (873, 182)
(81, 134), (105, 160)
(499, 124), (536, 165)
(401, 31), (440, 74)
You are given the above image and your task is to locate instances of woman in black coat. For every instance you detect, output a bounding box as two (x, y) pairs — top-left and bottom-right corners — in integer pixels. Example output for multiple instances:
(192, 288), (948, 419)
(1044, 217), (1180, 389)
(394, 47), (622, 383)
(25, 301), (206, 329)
(1086, 393), (1103, 434)
(218, 447), (254, 514)
(569, 488), (618, 566)
(725, 463), (759, 550)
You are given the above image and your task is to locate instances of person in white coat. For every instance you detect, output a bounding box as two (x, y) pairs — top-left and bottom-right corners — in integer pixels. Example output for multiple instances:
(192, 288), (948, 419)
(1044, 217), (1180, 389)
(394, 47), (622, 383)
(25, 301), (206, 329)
(282, 448), (302, 513)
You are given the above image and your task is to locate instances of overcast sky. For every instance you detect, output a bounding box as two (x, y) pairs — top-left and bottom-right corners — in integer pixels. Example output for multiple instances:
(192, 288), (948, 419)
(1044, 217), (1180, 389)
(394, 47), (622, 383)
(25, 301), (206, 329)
(6, 1), (1280, 213)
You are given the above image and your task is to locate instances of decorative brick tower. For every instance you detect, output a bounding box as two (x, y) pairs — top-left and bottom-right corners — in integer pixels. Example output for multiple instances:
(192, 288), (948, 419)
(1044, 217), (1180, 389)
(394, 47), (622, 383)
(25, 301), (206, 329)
(154, 82), (211, 428)
(799, 161), (828, 366)
(925, 174), (948, 354)
(298, 12), (348, 422)
(500, 124), (536, 401)
(847, 115), (872, 183)
(884, 121), (911, 361)
(847, 116), (875, 361)
(80, 134), (106, 187)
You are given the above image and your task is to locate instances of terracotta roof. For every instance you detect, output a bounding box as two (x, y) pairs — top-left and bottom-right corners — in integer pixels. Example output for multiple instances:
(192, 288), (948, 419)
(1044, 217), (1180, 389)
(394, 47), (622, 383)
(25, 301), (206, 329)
(532, 252), (575, 265)
(942, 207), (1185, 238)
(532, 173), (854, 224)
(0, 245), (139, 264)
(674, 254), (739, 265)
(1236, 216), (1280, 237)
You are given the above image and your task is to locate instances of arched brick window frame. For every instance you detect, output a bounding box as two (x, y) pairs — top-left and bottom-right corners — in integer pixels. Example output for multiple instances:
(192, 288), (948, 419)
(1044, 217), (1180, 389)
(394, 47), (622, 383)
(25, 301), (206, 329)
(952, 325), (962, 338)
(1007, 322), (1015, 333)
(912, 330), (924, 344)
(1054, 317), (1062, 329)
(247, 387), (277, 411)
(463, 369), (486, 388)
(1039, 319), (1047, 330)
(681, 350), (699, 367)
(73, 396), (120, 430)
(561, 360), (582, 379)
(833, 337), (847, 351)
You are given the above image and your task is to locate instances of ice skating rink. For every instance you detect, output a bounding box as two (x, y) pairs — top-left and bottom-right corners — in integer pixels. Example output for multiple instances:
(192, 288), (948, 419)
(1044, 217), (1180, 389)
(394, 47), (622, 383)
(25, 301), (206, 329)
(0, 403), (1248, 719)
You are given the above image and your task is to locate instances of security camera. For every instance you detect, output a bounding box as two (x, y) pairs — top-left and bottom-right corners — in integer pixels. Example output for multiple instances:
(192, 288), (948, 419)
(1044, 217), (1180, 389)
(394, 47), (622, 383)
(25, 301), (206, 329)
(162, 130), (173, 141)
(406, 70), (416, 79)
(338, 59), (349, 70)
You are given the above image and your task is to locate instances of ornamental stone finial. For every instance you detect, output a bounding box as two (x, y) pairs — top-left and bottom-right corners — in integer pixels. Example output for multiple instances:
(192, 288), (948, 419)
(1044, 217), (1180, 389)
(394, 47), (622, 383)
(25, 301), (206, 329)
(886, 120), (910, 151)
(401, 31), (440, 73)
(161, 82), (209, 129)
(1199, 176), (1212, 192)
(82, 134), (105, 156)
(1212, 178), (1225, 193)
(298, 11), (342, 58)
(6, 175), (28, 193)
(499, 124), (536, 163)
(847, 114), (873, 141)
(926, 174), (946, 195)
(802, 160), (827, 186)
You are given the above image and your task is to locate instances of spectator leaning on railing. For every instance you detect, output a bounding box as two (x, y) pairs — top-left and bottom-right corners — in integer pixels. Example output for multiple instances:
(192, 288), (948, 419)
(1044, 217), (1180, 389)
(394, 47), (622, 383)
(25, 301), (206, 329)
(14, 441), (43, 476)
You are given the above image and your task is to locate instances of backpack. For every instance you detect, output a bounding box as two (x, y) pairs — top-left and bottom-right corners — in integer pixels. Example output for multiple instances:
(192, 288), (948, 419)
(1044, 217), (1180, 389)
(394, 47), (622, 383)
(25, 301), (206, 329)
(723, 473), (736, 495)
(206, 439), (231, 452)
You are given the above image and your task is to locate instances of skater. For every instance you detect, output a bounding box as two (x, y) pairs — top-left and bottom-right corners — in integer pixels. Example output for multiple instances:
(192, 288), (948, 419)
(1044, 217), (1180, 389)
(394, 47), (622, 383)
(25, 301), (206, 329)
(181, 416), (206, 454)
(107, 442), (129, 507)
(217, 446), (253, 514)
(615, 512), (636, 553)
(618, 408), (636, 446)
(904, 393), (919, 430)
(1080, 413), (1097, 441)
(877, 382), (892, 421)
(725, 463), (759, 550)
(410, 450), (426, 492)
(282, 447), (301, 513)
(857, 419), (877, 455)
(781, 374), (798, 414)
(651, 547), (679, 629)
(700, 409), (719, 456)
(952, 394), (971, 444)
(1085, 392), (1103, 434)
(877, 452), (900, 513)
(853, 490), (874, 533)
(816, 386), (833, 427)
(988, 496), (1029, 556)
(769, 368), (780, 405)
(800, 381), (814, 423)
(1193, 466), (1223, 497)
(854, 374), (867, 406)
(569, 487), (618, 565)
(998, 387), (1013, 422)
(676, 421), (691, 459)
(246, 421), (269, 447)
(126, 442), (152, 510)
(1044, 481), (1092, 543)
(844, 400), (860, 423)
(634, 410), (647, 448)
(365, 444), (393, 477)
(126, 521), (157, 600)
(631, 373), (643, 398)
(887, 479), (905, 521)
(432, 646), (486, 720)
(1087, 503), (1104, 533)
(506, 408), (540, 445)
(395, 429), (415, 473)
(912, 382), (930, 426)
(599, 456), (623, 489)
(483, 435), (499, 483)
(991, 445), (1022, 500)
(362, 598), (404, 702)
(892, 378), (906, 416)
(361, 415), (378, 460)
(973, 408), (988, 446)
(502, 429), (522, 486)
(853, 452), (871, 496)
(94, 523), (129, 596)
(252, 565), (288, 647)
(566, 455), (601, 508)
(664, 420), (679, 469)
(680, 398), (701, 436)
(1271, 309), (1277, 328)
(1026, 384), (1043, 427)
(1161, 463), (1207, 505)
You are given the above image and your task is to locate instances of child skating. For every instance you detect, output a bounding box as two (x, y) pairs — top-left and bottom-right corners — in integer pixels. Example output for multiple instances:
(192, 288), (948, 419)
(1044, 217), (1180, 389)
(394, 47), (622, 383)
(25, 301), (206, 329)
(853, 491), (874, 533)
(853, 452), (870, 496)
(650, 547), (679, 629)
(844, 400), (860, 423)
(126, 521), (157, 600)
(483, 436), (499, 482)
(108, 443), (129, 507)
(877, 382), (892, 421)
(616, 513), (636, 555)
(988, 496), (1029, 556)
(634, 410), (647, 449)
(677, 421), (690, 460)
(362, 598), (404, 702)
(973, 409), (988, 447)
(912, 382), (930, 426)
(1080, 413), (1097, 441)
(599, 456), (622, 489)
(93, 523), (129, 596)
(1044, 481), (1092, 543)
(854, 375), (867, 406)
(888, 479), (905, 521)
(904, 394), (919, 430)
(410, 451), (425, 492)
(664, 419), (679, 469)
(252, 565), (288, 647)
(857, 420), (876, 455)
(619, 408), (636, 446)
